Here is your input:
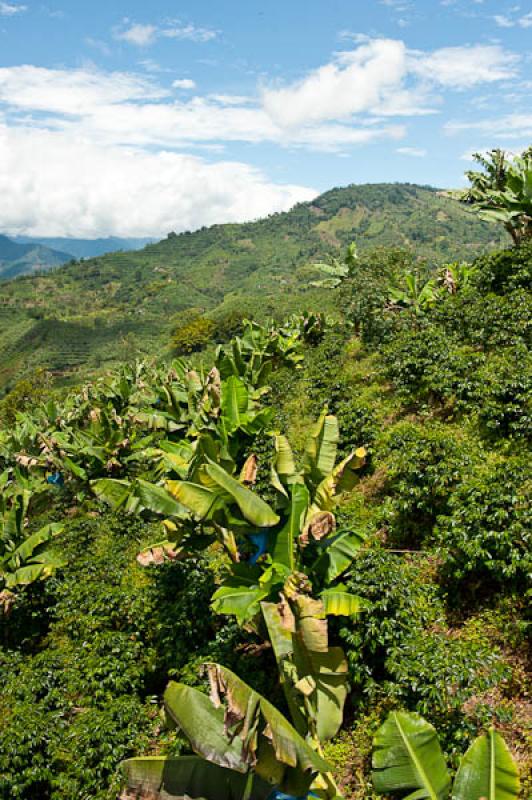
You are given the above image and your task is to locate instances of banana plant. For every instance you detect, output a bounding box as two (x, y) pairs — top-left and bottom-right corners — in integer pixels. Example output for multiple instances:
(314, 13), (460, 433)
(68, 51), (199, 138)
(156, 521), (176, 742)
(310, 241), (358, 288)
(458, 147), (532, 245)
(438, 261), (477, 295)
(0, 488), (64, 613)
(216, 319), (305, 388)
(372, 710), (520, 800)
(387, 272), (438, 319)
(208, 412), (366, 623)
(122, 661), (334, 800)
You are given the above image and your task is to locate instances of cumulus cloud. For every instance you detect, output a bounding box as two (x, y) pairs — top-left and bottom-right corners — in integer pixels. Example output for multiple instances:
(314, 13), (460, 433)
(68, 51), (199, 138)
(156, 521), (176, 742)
(261, 40), (518, 129)
(0, 124), (316, 237)
(262, 39), (415, 127)
(0, 65), (402, 152)
(0, 2), (26, 15)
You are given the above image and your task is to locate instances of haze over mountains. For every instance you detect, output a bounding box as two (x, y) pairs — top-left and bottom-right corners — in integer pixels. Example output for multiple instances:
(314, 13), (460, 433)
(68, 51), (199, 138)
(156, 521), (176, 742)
(0, 235), (155, 279)
(0, 182), (506, 389)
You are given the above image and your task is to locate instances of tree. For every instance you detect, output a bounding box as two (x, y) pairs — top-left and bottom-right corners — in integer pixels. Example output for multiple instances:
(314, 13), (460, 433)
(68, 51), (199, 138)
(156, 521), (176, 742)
(458, 147), (532, 245)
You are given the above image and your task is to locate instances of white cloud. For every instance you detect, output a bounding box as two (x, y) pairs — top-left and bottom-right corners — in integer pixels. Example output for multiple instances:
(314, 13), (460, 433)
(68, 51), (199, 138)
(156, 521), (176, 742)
(411, 44), (519, 88)
(0, 2), (26, 14)
(116, 23), (157, 47)
(161, 24), (218, 42)
(114, 20), (218, 47)
(0, 66), (167, 114)
(172, 79), (196, 90)
(262, 40), (519, 130)
(262, 39), (416, 128)
(0, 65), (402, 152)
(397, 146), (427, 156)
(494, 10), (532, 28)
(0, 124), (316, 237)
(445, 113), (532, 139)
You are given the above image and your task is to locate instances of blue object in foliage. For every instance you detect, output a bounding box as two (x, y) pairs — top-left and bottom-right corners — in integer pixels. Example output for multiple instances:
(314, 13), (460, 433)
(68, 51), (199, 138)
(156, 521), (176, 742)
(47, 471), (64, 487)
(249, 531), (269, 564)
(267, 792), (310, 800)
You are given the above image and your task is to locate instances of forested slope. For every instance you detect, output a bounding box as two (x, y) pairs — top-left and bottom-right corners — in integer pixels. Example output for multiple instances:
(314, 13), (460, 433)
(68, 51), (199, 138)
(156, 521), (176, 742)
(0, 183), (505, 391)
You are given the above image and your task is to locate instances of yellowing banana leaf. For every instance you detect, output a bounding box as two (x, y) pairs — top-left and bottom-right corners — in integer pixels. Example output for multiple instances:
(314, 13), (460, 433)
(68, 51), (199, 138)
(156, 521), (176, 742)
(166, 479), (227, 520)
(320, 587), (364, 617)
(452, 729), (520, 800)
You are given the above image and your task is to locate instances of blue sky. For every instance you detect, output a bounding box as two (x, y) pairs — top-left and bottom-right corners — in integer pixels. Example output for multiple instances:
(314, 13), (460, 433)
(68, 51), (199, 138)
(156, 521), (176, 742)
(0, 0), (530, 237)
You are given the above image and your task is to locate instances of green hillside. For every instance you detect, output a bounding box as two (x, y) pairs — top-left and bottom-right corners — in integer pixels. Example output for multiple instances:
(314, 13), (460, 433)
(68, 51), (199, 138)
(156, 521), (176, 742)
(0, 183), (505, 390)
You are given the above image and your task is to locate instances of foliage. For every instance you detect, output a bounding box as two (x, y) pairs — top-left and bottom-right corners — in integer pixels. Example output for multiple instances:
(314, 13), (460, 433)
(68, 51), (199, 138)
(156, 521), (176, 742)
(434, 456), (531, 592)
(171, 315), (217, 354)
(459, 147), (532, 245)
(378, 421), (481, 544)
(372, 710), (520, 800)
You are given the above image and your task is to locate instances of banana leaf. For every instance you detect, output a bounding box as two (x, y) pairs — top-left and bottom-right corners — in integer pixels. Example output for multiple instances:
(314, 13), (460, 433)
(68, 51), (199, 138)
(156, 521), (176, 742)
(372, 711), (451, 800)
(121, 755), (272, 800)
(452, 729), (520, 800)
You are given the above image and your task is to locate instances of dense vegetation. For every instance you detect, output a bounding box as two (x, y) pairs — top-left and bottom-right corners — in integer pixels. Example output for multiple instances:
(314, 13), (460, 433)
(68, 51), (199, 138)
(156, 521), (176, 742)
(0, 183), (506, 392)
(0, 154), (530, 800)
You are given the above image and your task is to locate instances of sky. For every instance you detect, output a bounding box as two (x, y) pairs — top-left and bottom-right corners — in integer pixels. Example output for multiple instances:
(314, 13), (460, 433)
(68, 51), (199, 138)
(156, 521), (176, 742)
(0, 0), (530, 238)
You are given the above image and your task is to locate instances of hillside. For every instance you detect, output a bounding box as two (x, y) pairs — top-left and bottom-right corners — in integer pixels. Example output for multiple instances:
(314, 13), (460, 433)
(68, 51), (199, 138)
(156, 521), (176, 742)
(0, 235), (71, 280)
(0, 240), (529, 800)
(0, 183), (506, 389)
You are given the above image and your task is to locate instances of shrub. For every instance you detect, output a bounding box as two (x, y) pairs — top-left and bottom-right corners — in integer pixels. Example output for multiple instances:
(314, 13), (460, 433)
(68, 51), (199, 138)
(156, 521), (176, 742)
(473, 241), (532, 294)
(382, 325), (484, 407)
(171, 316), (216, 354)
(339, 549), (509, 757)
(473, 347), (532, 442)
(378, 421), (481, 544)
(435, 456), (531, 592)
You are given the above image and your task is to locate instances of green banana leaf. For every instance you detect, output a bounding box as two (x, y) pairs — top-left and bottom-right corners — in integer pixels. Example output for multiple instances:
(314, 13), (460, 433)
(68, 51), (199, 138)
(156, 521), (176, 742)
(203, 462), (280, 527)
(312, 529), (366, 583)
(372, 711), (451, 800)
(164, 682), (247, 772)
(452, 729), (520, 800)
(302, 412), (339, 485)
(272, 483), (310, 570)
(221, 376), (249, 430)
(121, 755), (272, 800)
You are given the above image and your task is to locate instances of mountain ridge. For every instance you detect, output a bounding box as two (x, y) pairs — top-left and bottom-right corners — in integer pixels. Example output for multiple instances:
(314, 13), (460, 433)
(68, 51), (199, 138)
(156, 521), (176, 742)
(0, 182), (507, 389)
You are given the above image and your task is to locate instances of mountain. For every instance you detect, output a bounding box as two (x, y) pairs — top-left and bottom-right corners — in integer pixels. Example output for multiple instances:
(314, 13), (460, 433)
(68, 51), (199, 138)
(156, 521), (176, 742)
(0, 235), (72, 280)
(0, 183), (507, 389)
(12, 235), (155, 260)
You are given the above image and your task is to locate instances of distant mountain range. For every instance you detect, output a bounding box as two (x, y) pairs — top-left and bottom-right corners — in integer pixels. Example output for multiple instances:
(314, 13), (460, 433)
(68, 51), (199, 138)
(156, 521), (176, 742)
(0, 235), (155, 279)
(12, 236), (155, 260)
(0, 235), (72, 280)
